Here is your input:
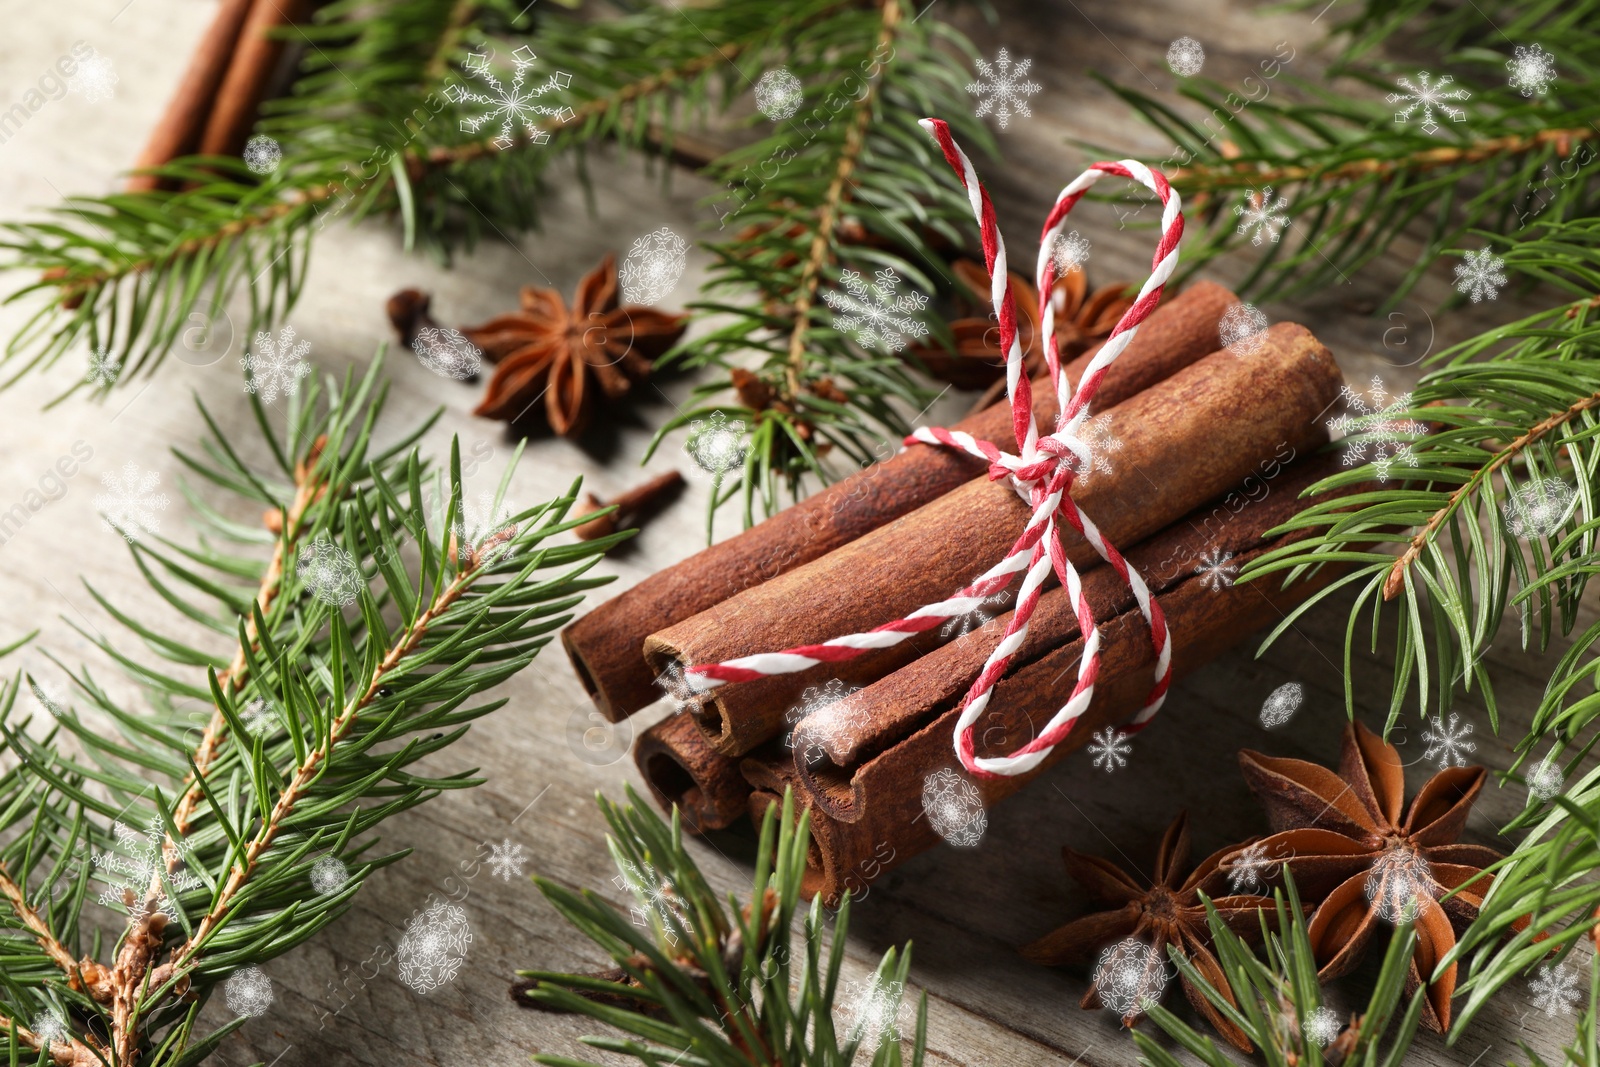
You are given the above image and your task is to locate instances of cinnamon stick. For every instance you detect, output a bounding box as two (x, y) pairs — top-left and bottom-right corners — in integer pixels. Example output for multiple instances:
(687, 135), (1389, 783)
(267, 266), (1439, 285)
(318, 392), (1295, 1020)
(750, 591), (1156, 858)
(633, 712), (750, 833)
(198, 0), (315, 160)
(647, 322), (1343, 758)
(563, 280), (1237, 721)
(744, 532), (1347, 906)
(127, 0), (257, 191)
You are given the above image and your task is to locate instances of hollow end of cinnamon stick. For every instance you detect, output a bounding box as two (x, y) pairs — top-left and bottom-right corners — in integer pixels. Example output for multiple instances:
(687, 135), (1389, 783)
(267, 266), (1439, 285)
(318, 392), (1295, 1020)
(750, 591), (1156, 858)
(634, 713), (750, 834)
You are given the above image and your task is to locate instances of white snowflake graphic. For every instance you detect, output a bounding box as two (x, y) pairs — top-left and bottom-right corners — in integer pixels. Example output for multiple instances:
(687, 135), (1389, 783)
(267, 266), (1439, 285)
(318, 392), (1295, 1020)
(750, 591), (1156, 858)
(1530, 962), (1582, 1017)
(29, 1010), (67, 1047)
(1219, 302), (1270, 357)
(1303, 1005), (1342, 1048)
(29, 681), (66, 719)
(1503, 476), (1578, 538)
(1093, 938), (1171, 1016)
(224, 965), (274, 1017)
(1528, 754), (1564, 803)
(239, 698), (277, 737)
(1387, 72), (1470, 135)
(1068, 412), (1122, 485)
(655, 661), (701, 715)
(397, 901), (473, 993)
(619, 227), (688, 305)
(1049, 229), (1091, 274)
(69, 51), (118, 102)
(96, 462), (169, 543)
(297, 534), (363, 607)
(1364, 847), (1432, 924)
(1088, 727), (1132, 773)
(1166, 37), (1205, 78)
(412, 327), (482, 380)
(784, 678), (862, 766)
(1193, 547), (1237, 592)
(242, 134), (282, 175)
(823, 267), (929, 353)
(922, 768), (987, 848)
(487, 838), (527, 882)
(242, 326), (313, 404)
(1421, 711), (1476, 768)
(1224, 842), (1274, 894)
(310, 855), (350, 895)
(93, 817), (204, 922)
(967, 48), (1041, 129)
(839, 976), (906, 1056)
(1234, 187), (1290, 246)
(613, 862), (693, 947)
(1507, 44), (1557, 98)
(940, 592), (1006, 639)
(685, 411), (748, 478)
(454, 491), (520, 566)
(446, 47), (574, 150)
(1327, 376), (1427, 482)
(753, 67), (804, 121)
(86, 348), (121, 387)
(1259, 681), (1304, 728)
(1454, 248), (1508, 303)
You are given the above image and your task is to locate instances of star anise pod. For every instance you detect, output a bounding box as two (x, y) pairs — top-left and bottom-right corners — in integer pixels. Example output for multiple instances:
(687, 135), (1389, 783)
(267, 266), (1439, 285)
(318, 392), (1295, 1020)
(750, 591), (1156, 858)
(1021, 812), (1274, 1051)
(908, 259), (1135, 389)
(462, 254), (687, 438)
(1228, 721), (1514, 1032)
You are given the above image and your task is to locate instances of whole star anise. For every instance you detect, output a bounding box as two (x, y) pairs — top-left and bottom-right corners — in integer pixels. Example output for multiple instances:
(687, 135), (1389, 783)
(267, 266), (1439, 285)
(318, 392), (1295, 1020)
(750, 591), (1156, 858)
(908, 260), (1134, 389)
(1227, 721), (1513, 1032)
(1021, 812), (1274, 1051)
(462, 254), (687, 438)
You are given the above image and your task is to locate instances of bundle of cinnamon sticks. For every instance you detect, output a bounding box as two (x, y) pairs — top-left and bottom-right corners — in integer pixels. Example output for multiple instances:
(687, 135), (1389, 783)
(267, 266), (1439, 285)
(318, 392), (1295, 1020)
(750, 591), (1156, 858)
(569, 280), (1354, 904)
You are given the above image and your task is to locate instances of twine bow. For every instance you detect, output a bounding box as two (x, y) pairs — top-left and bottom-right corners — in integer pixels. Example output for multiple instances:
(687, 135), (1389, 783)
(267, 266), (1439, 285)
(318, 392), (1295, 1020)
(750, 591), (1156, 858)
(679, 118), (1184, 780)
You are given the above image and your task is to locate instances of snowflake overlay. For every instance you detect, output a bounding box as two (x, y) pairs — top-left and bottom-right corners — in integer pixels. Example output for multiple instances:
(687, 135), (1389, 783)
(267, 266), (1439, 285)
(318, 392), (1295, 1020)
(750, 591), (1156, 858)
(685, 412), (748, 478)
(243, 134), (282, 175)
(1050, 230), (1091, 274)
(310, 855), (350, 895)
(1327, 376), (1426, 482)
(922, 768), (987, 848)
(613, 862), (693, 946)
(297, 535), (363, 607)
(412, 327), (482, 380)
(1364, 847), (1432, 924)
(840, 977), (906, 1056)
(240, 698), (277, 737)
(1507, 44), (1557, 98)
(1527, 755), (1564, 803)
(1303, 1005), (1342, 1048)
(1454, 249), (1507, 303)
(1166, 37), (1205, 78)
(1503, 476), (1578, 538)
(96, 462), (169, 543)
(1224, 842), (1274, 894)
(1259, 682), (1304, 729)
(754, 67), (804, 121)
(1234, 187), (1290, 245)
(823, 267), (929, 353)
(940, 592), (1005, 639)
(487, 838), (527, 881)
(87, 348), (121, 387)
(70, 51), (118, 102)
(30, 1010), (67, 1047)
(784, 678), (861, 766)
(224, 965), (274, 1017)
(1088, 727), (1132, 773)
(242, 326), (313, 404)
(1193, 547), (1237, 592)
(397, 901), (473, 993)
(447, 47), (574, 150)
(619, 227), (689, 305)
(1387, 72), (1470, 135)
(1530, 962), (1582, 1018)
(454, 491), (519, 565)
(967, 48), (1041, 129)
(1069, 412), (1122, 485)
(1093, 938), (1172, 1016)
(1421, 711), (1476, 768)
(94, 817), (204, 922)
(1219, 302), (1269, 357)
(655, 661), (700, 715)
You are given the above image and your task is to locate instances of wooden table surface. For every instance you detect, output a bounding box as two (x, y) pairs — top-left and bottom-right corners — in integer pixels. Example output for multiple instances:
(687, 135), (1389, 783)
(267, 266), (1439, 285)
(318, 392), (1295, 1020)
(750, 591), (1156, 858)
(0, 0), (1580, 1064)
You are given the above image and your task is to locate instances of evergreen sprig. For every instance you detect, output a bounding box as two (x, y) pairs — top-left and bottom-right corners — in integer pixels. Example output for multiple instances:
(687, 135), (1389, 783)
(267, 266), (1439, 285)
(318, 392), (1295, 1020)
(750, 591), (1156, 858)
(0, 351), (618, 1066)
(517, 788), (928, 1066)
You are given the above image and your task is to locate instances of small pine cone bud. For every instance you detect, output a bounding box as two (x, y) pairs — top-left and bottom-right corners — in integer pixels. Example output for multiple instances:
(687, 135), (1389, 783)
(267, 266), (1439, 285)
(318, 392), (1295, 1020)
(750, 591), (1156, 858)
(808, 378), (848, 404)
(730, 367), (775, 412)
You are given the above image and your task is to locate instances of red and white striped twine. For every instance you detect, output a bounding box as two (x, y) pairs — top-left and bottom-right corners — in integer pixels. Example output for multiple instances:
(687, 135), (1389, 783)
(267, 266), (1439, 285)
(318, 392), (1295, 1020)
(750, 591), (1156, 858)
(678, 118), (1183, 779)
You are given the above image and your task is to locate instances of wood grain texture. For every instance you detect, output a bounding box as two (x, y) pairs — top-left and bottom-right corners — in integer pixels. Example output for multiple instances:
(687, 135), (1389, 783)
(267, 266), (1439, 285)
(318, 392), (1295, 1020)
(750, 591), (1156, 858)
(0, 0), (1577, 1065)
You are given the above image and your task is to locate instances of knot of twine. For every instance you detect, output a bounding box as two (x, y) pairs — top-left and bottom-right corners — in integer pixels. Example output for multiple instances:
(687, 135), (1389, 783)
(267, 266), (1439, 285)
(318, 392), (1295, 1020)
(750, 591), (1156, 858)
(679, 118), (1184, 780)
